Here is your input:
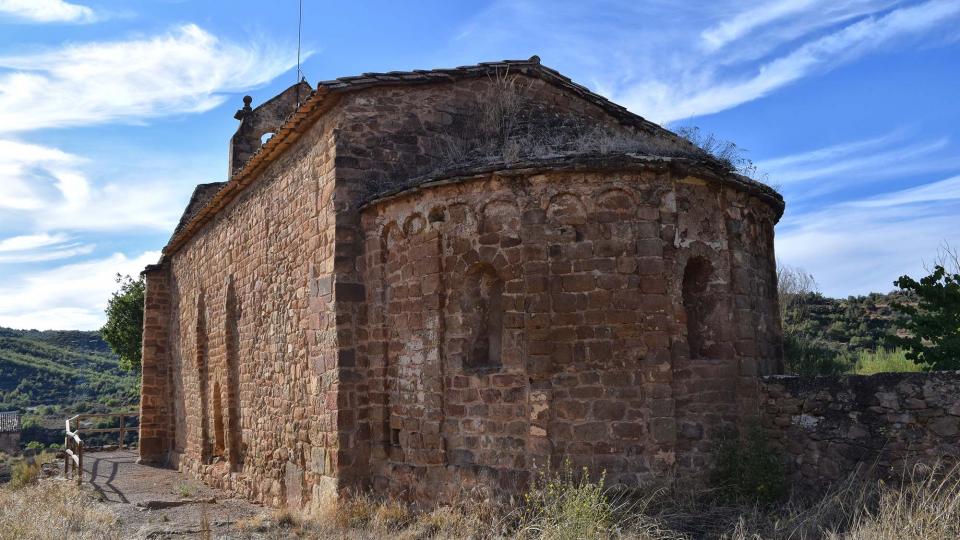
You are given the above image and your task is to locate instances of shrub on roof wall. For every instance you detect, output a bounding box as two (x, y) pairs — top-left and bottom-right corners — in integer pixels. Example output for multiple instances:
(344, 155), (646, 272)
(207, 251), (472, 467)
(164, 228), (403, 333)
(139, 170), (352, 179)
(674, 126), (766, 180)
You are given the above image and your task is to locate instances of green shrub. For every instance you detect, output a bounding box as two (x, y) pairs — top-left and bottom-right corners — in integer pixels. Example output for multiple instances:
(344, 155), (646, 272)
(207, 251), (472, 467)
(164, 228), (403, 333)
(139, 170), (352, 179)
(711, 427), (786, 505)
(519, 463), (613, 539)
(24, 441), (44, 451)
(783, 332), (851, 376)
(8, 461), (40, 490)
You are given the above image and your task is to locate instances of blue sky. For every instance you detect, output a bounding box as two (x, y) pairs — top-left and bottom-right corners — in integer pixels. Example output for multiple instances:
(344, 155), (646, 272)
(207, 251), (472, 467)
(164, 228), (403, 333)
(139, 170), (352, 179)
(0, 0), (958, 330)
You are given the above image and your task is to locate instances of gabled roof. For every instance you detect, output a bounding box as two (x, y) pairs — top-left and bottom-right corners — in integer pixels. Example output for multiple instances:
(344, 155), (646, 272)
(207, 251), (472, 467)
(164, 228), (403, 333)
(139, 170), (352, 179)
(161, 57), (770, 258)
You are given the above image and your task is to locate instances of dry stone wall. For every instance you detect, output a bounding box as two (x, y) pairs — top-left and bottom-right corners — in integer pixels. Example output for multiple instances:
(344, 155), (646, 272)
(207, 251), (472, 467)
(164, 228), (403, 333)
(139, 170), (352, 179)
(761, 372), (960, 490)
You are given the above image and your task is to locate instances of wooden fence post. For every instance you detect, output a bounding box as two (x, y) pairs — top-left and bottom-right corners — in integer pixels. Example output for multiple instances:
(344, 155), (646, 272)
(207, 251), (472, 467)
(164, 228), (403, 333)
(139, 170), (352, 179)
(76, 441), (83, 486)
(119, 415), (125, 450)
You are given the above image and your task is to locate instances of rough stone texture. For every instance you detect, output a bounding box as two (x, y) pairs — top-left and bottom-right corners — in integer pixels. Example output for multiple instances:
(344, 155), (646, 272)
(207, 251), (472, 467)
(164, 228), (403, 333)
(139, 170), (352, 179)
(357, 167), (782, 501)
(228, 82), (313, 177)
(140, 265), (172, 463)
(140, 59), (784, 512)
(761, 372), (960, 490)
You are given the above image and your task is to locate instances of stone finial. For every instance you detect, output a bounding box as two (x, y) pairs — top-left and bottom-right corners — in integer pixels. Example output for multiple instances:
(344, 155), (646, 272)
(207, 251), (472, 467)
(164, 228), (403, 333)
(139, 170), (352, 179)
(233, 95), (253, 121)
(529, 55), (541, 64)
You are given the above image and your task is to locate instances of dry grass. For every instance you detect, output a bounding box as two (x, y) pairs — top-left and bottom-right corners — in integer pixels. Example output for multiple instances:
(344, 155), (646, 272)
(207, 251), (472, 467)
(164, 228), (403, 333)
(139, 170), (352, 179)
(0, 478), (120, 540)
(7, 461), (959, 539)
(429, 69), (697, 176)
(229, 462), (960, 540)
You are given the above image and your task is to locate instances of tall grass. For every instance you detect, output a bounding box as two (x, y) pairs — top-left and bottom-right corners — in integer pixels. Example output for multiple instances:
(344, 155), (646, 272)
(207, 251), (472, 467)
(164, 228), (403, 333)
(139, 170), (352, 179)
(851, 347), (922, 375)
(240, 462), (960, 539)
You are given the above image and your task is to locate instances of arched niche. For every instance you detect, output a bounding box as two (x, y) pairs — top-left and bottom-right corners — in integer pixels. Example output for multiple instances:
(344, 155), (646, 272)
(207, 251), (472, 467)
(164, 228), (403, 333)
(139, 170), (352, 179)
(461, 264), (505, 371)
(681, 256), (716, 359)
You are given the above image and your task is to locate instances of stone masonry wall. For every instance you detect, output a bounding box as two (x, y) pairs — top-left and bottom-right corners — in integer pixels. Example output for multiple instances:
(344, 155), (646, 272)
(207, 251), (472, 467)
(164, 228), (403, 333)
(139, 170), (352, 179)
(140, 264), (172, 463)
(357, 166), (781, 504)
(761, 372), (960, 491)
(160, 108), (341, 512)
(151, 70), (784, 512)
(329, 74), (705, 493)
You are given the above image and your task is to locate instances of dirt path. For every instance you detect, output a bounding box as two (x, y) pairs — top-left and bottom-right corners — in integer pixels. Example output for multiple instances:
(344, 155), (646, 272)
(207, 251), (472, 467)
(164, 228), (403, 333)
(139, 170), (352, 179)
(78, 450), (270, 539)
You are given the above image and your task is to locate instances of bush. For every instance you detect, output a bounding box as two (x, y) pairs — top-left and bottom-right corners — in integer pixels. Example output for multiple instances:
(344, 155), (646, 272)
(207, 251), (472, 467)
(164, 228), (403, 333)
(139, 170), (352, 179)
(783, 332), (852, 376)
(8, 461), (40, 490)
(518, 463), (613, 539)
(6, 452), (55, 490)
(711, 426), (786, 505)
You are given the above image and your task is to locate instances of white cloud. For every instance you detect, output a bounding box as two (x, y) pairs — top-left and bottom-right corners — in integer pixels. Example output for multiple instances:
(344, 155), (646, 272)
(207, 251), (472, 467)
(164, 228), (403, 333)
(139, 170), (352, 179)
(758, 132), (960, 186)
(0, 24), (301, 132)
(0, 138), (189, 231)
(0, 233), (95, 263)
(0, 139), (83, 210)
(0, 251), (159, 330)
(0, 244), (95, 263)
(777, 174), (960, 296)
(847, 174), (960, 208)
(0, 233), (68, 252)
(0, 0), (95, 23)
(455, 0), (960, 123)
(626, 0), (960, 122)
(700, 0), (819, 52)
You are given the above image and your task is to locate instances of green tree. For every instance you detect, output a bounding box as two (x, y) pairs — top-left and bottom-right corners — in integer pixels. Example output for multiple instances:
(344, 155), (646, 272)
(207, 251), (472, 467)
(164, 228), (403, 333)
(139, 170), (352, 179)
(100, 274), (145, 371)
(891, 265), (960, 371)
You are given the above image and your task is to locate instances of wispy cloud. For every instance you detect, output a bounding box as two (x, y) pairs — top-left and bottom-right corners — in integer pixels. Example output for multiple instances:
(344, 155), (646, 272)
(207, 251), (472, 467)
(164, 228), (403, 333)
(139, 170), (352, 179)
(0, 233), (68, 252)
(627, 0), (960, 122)
(0, 24), (302, 132)
(777, 173), (960, 296)
(847, 174), (960, 207)
(700, 0), (819, 52)
(0, 251), (159, 330)
(455, 0), (960, 123)
(0, 139), (186, 231)
(0, 0), (95, 24)
(0, 233), (94, 263)
(759, 131), (960, 186)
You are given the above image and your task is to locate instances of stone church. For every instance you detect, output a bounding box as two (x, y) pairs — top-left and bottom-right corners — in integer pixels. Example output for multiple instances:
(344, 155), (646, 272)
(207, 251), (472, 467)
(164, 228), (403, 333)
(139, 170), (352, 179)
(138, 57), (784, 512)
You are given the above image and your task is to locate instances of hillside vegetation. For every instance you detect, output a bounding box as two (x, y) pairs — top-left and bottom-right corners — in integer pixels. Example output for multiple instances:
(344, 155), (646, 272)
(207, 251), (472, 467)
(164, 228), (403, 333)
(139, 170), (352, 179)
(777, 262), (922, 376)
(0, 327), (137, 412)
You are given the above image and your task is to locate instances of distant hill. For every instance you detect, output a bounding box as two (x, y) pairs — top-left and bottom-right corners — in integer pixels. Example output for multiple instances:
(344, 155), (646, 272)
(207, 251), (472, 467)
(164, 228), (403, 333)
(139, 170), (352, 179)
(0, 327), (138, 411)
(785, 291), (912, 353)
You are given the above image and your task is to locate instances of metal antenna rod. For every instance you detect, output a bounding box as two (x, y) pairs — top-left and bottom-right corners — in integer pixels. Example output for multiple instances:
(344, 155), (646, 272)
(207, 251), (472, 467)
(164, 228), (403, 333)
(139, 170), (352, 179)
(296, 0), (304, 105)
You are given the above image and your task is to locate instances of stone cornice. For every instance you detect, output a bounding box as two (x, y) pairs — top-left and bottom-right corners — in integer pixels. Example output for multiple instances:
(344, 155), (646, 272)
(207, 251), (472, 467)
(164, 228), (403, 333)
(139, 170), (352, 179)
(359, 152), (785, 221)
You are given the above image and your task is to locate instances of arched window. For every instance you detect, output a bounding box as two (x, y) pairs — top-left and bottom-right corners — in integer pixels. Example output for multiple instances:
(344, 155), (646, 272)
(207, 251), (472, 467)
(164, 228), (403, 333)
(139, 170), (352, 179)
(682, 257), (714, 359)
(462, 265), (504, 370)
